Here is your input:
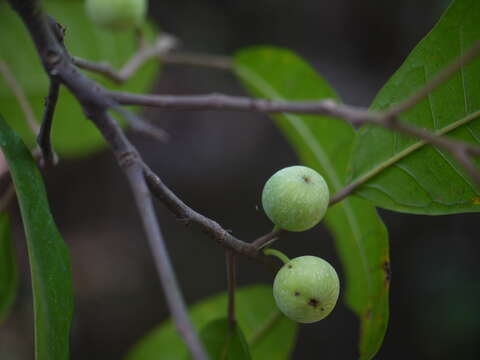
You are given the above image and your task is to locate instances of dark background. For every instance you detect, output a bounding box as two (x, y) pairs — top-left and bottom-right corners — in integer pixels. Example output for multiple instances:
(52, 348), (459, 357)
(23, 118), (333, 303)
(2, 0), (480, 359)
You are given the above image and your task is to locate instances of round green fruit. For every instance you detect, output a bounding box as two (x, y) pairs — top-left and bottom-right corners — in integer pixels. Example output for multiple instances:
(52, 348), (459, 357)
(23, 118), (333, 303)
(273, 256), (340, 323)
(85, 0), (147, 31)
(262, 166), (329, 232)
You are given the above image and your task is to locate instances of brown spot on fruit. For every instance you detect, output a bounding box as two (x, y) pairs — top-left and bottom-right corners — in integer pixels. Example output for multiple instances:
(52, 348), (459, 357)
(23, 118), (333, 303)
(294, 291), (300, 296)
(308, 298), (319, 308)
(302, 175), (310, 183)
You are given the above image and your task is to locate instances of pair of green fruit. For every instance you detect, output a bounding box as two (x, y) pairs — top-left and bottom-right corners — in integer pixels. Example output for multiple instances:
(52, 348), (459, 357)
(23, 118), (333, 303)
(262, 166), (339, 324)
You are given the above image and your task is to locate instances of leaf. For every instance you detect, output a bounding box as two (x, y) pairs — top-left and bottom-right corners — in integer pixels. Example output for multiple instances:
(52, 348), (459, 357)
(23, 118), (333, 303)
(0, 0), (159, 158)
(0, 114), (73, 360)
(234, 47), (390, 360)
(0, 212), (17, 322)
(193, 318), (251, 360)
(126, 285), (297, 360)
(349, 0), (480, 214)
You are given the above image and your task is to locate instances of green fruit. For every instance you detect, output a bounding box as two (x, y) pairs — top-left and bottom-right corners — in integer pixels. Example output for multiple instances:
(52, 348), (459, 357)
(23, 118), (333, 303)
(262, 166), (329, 232)
(85, 0), (147, 31)
(273, 256), (340, 323)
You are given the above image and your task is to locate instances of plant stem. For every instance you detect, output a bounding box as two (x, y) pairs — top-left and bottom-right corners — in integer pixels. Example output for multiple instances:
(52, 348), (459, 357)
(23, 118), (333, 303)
(263, 248), (290, 265)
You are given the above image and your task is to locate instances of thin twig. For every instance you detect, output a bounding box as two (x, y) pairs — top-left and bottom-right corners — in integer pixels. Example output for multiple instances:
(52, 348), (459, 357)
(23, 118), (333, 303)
(0, 60), (39, 134)
(143, 165), (276, 267)
(37, 80), (60, 165)
(110, 92), (372, 124)
(73, 33), (178, 84)
(226, 250), (236, 330)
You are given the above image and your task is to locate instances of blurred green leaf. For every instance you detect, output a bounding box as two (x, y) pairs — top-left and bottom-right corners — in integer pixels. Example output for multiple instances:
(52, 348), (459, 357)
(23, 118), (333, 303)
(126, 285), (297, 360)
(0, 0), (159, 158)
(234, 47), (390, 360)
(0, 212), (17, 322)
(0, 114), (73, 360)
(349, 0), (480, 214)
(192, 318), (251, 360)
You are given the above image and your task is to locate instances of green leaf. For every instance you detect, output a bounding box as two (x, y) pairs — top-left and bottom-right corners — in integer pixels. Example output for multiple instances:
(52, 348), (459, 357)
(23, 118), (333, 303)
(193, 318), (251, 360)
(0, 0), (159, 158)
(0, 212), (17, 322)
(0, 114), (73, 360)
(126, 285), (297, 360)
(349, 0), (480, 214)
(234, 47), (390, 360)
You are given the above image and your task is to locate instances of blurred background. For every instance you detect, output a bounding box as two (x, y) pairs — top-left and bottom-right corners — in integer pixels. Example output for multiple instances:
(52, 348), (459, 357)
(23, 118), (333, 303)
(2, 0), (480, 359)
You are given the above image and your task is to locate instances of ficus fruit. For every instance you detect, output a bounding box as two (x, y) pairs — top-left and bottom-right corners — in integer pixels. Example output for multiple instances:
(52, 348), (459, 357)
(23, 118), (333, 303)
(85, 0), (147, 31)
(273, 255), (340, 323)
(262, 166), (329, 232)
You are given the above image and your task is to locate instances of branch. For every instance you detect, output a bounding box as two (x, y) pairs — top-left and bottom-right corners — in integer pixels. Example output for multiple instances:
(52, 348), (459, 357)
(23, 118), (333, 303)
(6, 3), (281, 358)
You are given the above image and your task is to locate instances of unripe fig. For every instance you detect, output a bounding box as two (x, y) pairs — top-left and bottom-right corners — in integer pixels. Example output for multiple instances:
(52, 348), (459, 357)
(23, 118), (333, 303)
(85, 0), (147, 31)
(262, 166), (329, 232)
(273, 255), (339, 323)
